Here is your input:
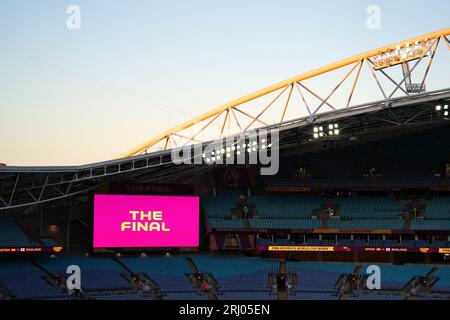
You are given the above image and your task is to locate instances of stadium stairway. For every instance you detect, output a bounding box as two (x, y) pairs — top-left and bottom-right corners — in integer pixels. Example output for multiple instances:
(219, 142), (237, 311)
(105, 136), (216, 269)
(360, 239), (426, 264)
(0, 285), (14, 300)
(336, 265), (367, 300)
(401, 267), (439, 298)
(113, 257), (162, 300)
(28, 259), (69, 295)
(33, 256), (143, 300)
(185, 257), (218, 300)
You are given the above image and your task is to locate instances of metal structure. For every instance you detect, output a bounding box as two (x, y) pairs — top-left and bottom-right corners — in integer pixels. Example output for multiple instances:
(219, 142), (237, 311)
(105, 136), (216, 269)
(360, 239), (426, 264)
(120, 28), (450, 157)
(1, 29), (449, 211)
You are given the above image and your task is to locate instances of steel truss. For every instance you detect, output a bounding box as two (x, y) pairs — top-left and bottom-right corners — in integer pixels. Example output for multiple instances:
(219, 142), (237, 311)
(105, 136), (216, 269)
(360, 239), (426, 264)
(120, 28), (450, 157)
(1, 88), (449, 211)
(1, 29), (450, 211)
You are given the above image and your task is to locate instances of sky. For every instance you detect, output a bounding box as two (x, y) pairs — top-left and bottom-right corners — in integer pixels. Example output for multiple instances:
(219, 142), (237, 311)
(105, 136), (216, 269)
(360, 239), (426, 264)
(0, 0), (449, 166)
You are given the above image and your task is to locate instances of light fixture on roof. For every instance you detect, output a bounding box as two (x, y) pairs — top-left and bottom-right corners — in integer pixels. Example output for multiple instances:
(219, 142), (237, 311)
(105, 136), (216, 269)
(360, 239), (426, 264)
(314, 123), (339, 139)
(436, 104), (449, 117)
(313, 126), (323, 139)
(373, 39), (435, 70)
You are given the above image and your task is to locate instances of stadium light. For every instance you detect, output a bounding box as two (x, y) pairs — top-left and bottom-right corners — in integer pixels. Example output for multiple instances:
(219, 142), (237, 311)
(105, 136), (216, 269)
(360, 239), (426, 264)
(314, 123), (339, 139)
(435, 104), (449, 117)
(313, 126), (323, 139)
(373, 39), (433, 70)
(200, 136), (273, 165)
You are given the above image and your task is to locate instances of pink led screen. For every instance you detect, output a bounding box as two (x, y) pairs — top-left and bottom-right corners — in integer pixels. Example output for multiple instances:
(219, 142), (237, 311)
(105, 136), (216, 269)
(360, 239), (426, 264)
(93, 194), (199, 248)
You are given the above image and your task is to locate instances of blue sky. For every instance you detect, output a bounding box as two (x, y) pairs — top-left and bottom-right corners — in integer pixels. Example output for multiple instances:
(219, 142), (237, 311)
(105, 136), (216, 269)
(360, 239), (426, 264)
(0, 0), (449, 165)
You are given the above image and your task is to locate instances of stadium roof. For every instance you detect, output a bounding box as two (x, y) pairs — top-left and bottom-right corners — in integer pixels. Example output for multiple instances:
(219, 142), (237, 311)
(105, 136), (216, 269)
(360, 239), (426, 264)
(1, 28), (449, 211)
(1, 88), (449, 211)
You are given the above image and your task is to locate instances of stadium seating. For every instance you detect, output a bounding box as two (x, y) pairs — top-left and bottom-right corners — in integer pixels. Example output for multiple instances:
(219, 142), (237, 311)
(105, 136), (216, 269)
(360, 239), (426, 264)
(201, 192), (241, 218)
(119, 256), (202, 300)
(249, 218), (321, 229)
(204, 192), (417, 232)
(208, 218), (246, 229)
(334, 195), (406, 219)
(2, 255), (450, 300)
(37, 256), (130, 292)
(0, 260), (66, 299)
(0, 217), (38, 248)
(423, 196), (450, 219)
(328, 219), (404, 230)
(267, 127), (449, 190)
(247, 194), (324, 218)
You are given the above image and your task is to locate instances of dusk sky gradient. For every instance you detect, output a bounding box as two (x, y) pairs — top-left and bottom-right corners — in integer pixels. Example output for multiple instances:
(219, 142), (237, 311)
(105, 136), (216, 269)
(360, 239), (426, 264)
(1, 0), (449, 165)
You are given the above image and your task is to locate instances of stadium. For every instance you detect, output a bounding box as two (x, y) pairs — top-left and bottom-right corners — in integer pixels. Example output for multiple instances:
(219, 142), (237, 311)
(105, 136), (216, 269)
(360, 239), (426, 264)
(1, 4), (450, 305)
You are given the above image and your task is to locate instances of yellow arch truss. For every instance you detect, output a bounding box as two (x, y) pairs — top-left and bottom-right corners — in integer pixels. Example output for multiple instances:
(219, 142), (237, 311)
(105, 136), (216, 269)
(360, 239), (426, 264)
(120, 28), (450, 158)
